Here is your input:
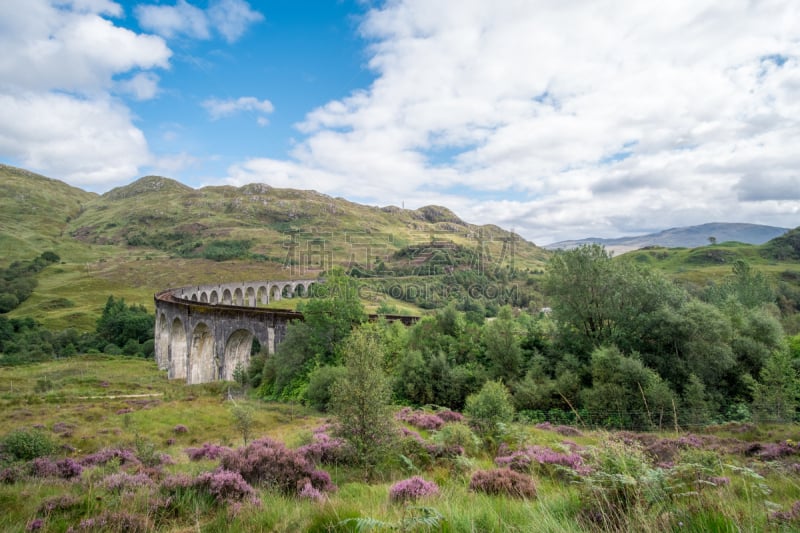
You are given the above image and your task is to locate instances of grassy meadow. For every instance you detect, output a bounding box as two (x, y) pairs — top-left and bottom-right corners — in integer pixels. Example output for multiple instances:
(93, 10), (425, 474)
(3, 356), (800, 532)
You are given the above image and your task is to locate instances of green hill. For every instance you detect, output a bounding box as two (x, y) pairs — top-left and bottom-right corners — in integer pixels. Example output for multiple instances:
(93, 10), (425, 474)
(0, 164), (96, 266)
(0, 166), (548, 329)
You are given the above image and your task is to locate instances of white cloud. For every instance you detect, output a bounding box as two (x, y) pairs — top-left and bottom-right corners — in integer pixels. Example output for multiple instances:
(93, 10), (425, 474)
(208, 0), (264, 44)
(135, 0), (262, 43)
(0, 2), (170, 93)
(0, 92), (149, 186)
(0, 0), (171, 188)
(135, 0), (210, 40)
(226, 0), (800, 244)
(202, 96), (274, 122)
(117, 72), (160, 100)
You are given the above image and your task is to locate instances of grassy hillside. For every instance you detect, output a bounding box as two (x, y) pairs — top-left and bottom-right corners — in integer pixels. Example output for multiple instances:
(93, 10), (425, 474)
(0, 165), (96, 267)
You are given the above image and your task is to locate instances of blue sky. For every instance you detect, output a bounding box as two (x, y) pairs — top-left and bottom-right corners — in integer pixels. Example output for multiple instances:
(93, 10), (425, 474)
(1, 0), (799, 244)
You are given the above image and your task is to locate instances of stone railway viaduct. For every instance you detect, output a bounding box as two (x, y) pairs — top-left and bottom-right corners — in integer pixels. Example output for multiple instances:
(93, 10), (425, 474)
(154, 279), (417, 385)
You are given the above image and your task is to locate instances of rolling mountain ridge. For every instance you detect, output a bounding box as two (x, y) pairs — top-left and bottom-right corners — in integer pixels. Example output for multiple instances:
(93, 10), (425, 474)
(545, 222), (790, 255)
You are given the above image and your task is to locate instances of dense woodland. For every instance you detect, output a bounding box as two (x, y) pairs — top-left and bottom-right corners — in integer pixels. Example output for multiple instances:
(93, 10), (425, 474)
(250, 246), (800, 430)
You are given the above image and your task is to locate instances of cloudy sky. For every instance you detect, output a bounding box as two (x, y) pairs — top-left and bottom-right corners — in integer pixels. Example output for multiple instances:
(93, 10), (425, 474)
(1, 0), (799, 245)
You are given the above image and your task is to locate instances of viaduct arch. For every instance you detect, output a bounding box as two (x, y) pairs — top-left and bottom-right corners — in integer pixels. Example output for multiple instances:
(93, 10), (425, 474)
(154, 279), (317, 384)
(154, 279), (419, 385)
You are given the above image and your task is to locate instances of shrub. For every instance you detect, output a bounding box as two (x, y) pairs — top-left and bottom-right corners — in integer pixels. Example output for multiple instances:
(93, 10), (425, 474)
(220, 437), (336, 497)
(436, 409), (465, 423)
(579, 438), (668, 528)
(305, 365), (347, 412)
(30, 457), (59, 478)
(434, 423), (480, 456)
(389, 476), (440, 503)
(185, 443), (232, 461)
(102, 472), (155, 493)
(396, 408), (446, 431)
(297, 426), (348, 465)
(194, 469), (257, 504)
(29, 457), (82, 480)
(172, 424), (188, 434)
(469, 468), (537, 498)
(67, 511), (148, 533)
(1, 429), (56, 461)
(464, 380), (515, 439)
(0, 465), (22, 484)
(495, 445), (590, 479)
(80, 448), (140, 466)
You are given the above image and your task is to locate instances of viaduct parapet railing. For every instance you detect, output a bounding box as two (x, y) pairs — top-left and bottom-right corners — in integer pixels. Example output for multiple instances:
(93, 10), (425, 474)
(154, 279), (417, 385)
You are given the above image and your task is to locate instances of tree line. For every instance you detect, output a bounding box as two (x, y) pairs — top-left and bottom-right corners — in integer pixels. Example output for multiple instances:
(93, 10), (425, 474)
(0, 296), (154, 365)
(251, 249), (800, 429)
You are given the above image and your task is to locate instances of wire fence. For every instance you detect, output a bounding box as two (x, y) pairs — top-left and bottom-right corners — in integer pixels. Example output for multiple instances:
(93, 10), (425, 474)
(516, 406), (797, 432)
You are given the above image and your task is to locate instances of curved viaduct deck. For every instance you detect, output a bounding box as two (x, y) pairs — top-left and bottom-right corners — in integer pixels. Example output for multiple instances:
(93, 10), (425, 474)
(154, 280), (417, 385)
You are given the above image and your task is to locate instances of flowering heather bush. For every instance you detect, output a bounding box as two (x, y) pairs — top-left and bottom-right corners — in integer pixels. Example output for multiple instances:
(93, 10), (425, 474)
(395, 408), (445, 431)
(298, 481), (324, 502)
(185, 443), (231, 461)
(80, 447), (139, 467)
(495, 445), (589, 477)
(101, 472), (155, 493)
(26, 519), (44, 531)
(495, 450), (533, 473)
(553, 425), (583, 437)
(469, 468), (537, 498)
(194, 469), (257, 504)
(32, 458), (83, 480)
(399, 427), (426, 443)
(770, 501), (800, 523)
(30, 457), (59, 478)
(297, 426), (347, 465)
(161, 473), (194, 492)
(0, 465), (22, 484)
(172, 424), (189, 434)
(66, 511), (147, 533)
(220, 437), (336, 497)
(753, 441), (800, 460)
(389, 476), (440, 503)
(436, 410), (464, 423)
(37, 495), (80, 514)
(115, 408), (133, 415)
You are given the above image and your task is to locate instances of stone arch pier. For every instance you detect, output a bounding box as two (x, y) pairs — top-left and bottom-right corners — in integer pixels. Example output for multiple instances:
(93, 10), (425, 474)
(154, 279), (318, 384)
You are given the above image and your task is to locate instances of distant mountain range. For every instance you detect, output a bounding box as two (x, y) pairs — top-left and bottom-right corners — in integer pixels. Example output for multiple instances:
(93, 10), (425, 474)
(545, 223), (790, 255)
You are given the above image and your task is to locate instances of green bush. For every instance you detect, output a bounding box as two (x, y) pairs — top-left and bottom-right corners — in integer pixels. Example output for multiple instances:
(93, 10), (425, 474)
(433, 422), (480, 456)
(305, 365), (347, 412)
(464, 380), (515, 440)
(1, 429), (56, 461)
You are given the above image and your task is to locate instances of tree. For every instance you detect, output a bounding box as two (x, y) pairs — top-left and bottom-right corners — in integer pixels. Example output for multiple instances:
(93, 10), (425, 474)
(95, 296), (154, 347)
(464, 380), (515, 441)
(705, 260), (774, 309)
(752, 348), (799, 423)
(230, 404), (255, 445)
(483, 306), (524, 382)
(330, 325), (396, 479)
(708, 236), (717, 246)
(682, 373), (710, 427)
(582, 345), (675, 430)
(544, 244), (683, 358)
(299, 268), (366, 364)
